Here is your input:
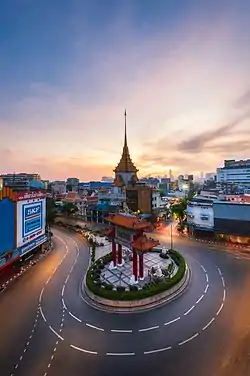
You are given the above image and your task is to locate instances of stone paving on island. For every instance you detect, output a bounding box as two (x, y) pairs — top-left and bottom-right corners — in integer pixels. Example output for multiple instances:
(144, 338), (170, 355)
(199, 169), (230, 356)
(100, 252), (177, 288)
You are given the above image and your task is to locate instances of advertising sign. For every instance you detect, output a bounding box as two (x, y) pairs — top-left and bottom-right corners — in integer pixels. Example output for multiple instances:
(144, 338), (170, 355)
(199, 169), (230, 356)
(19, 234), (47, 257)
(16, 190), (46, 201)
(16, 197), (46, 248)
(115, 227), (133, 249)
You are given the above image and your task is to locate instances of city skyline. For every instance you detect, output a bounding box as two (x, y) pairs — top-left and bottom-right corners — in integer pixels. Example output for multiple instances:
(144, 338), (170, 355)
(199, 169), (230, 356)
(1, 0), (250, 180)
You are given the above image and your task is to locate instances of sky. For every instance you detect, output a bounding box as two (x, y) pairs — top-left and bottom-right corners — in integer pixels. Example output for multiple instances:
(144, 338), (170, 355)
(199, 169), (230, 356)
(1, 0), (250, 181)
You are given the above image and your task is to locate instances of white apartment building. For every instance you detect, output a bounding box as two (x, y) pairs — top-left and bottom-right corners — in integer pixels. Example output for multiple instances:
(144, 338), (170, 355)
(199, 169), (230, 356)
(51, 181), (66, 195)
(152, 189), (163, 211)
(217, 159), (250, 188)
(186, 196), (216, 230)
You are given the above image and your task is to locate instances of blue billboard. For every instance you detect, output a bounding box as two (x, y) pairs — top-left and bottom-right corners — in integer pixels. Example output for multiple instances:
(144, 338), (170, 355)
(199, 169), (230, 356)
(22, 202), (43, 237)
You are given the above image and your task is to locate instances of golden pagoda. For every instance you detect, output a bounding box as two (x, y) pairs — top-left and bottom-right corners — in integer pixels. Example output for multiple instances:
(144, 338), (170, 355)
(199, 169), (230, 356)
(113, 110), (138, 187)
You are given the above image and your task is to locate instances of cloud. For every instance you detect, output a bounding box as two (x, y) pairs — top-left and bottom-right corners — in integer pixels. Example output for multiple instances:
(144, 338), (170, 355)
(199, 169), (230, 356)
(234, 90), (250, 108)
(177, 112), (250, 154)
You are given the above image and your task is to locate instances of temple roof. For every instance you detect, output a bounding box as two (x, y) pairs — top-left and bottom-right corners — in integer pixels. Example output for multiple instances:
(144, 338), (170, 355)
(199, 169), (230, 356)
(114, 110), (139, 174)
(131, 235), (159, 252)
(105, 213), (151, 230)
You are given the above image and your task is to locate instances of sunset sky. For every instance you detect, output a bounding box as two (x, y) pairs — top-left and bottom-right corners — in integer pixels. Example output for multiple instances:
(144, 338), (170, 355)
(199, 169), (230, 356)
(1, 0), (250, 181)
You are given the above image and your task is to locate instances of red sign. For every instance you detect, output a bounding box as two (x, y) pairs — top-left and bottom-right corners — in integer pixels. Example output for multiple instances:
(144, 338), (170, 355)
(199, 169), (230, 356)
(16, 190), (47, 201)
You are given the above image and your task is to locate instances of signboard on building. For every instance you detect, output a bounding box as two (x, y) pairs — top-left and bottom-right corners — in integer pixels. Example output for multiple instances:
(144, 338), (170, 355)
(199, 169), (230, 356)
(16, 197), (46, 248)
(115, 227), (133, 249)
(18, 234), (47, 257)
(16, 190), (46, 201)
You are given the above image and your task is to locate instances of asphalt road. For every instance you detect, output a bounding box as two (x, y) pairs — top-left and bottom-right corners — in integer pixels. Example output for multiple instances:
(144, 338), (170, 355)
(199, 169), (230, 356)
(1, 227), (250, 376)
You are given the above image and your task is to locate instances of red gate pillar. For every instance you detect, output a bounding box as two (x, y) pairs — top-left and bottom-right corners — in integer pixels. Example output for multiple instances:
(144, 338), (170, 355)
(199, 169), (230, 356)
(132, 249), (138, 283)
(112, 239), (117, 268)
(118, 244), (123, 266)
(139, 253), (144, 280)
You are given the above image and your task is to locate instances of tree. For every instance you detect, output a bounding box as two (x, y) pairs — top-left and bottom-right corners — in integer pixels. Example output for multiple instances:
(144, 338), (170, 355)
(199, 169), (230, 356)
(171, 193), (194, 227)
(171, 197), (188, 226)
(46, 197), (56, 226)
(62, 202), (78, 217)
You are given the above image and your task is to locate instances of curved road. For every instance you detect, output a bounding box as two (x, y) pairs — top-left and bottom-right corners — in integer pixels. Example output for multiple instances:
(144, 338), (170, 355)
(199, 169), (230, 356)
(1, 228), (250, 376)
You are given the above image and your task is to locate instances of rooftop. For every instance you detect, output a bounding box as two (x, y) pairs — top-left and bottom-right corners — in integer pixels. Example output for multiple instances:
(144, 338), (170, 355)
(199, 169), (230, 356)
(131, 235), (159, 252)
(105, 213), (151, 230)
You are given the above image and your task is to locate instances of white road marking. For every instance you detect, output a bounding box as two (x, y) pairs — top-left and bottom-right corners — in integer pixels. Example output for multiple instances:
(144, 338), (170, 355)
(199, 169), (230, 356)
(184, 305), (195, 316)
(178, 332), (199, 346)
(205, 273), (209, 283)
(138, 325), (159, 332)
(65, 275), (70, 284)
(217, 267), (222, 276)
(106, 352), (135, 356)
(144, 346), (172, 355)
(204, 284), (209, 294)
(216, 302), (224, 316)
(202, 317), (215, 331)
(62, 298), (67, 310)
(61, 285), (65, 296)
(68, 311), (82, 322)
(48, 325), (64, 341)
(223, 289), (226, 302)
(111, 329), (133, 333)
(39, 287), (44, 303)
(45, 276), (51, 285)
(221, 277), (225, 287)
(70, 344), (98, 355)
(164, 317), (180, 326)
(39, 306), (46, 322)
(200, 264), (207, 273)
(196, 294), (204, 304)
(86, 323), (104, 332)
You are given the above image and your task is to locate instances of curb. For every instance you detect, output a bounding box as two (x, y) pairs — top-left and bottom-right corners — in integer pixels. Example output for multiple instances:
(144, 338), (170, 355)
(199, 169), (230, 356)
(80, 264), (191, 314)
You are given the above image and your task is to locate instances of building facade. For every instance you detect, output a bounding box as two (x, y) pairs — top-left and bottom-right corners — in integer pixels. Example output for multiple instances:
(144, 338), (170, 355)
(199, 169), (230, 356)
(51, 181), (67, 195)
(186, 196), (215, 233)
(213, 201), (250, 244)
(217, 159), (250, 191)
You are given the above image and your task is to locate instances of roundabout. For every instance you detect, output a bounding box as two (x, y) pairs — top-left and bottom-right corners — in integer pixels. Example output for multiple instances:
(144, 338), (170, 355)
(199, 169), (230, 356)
(38, 229), (226, 356)
(3, 225), (249, 376)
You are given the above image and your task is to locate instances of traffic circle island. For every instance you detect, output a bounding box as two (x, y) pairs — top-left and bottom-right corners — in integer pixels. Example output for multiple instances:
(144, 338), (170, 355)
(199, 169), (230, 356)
(84, 248), (189, 311)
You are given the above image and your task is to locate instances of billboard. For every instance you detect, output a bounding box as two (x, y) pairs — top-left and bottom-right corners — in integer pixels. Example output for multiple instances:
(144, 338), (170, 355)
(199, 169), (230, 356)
(16, 195), (46, 248)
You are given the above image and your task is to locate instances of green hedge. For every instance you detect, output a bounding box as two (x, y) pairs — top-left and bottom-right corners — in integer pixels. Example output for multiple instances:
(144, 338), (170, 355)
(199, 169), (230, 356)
(86, 250), (186, 301)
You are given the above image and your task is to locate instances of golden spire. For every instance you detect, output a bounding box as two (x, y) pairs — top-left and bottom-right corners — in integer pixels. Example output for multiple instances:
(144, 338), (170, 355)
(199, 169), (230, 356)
(114, 110), (138, 173)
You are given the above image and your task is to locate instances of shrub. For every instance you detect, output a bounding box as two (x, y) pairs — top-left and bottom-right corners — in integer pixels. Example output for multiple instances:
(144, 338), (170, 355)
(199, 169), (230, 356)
(117, 286), (126, 292)
(105, 284), (113, 290)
